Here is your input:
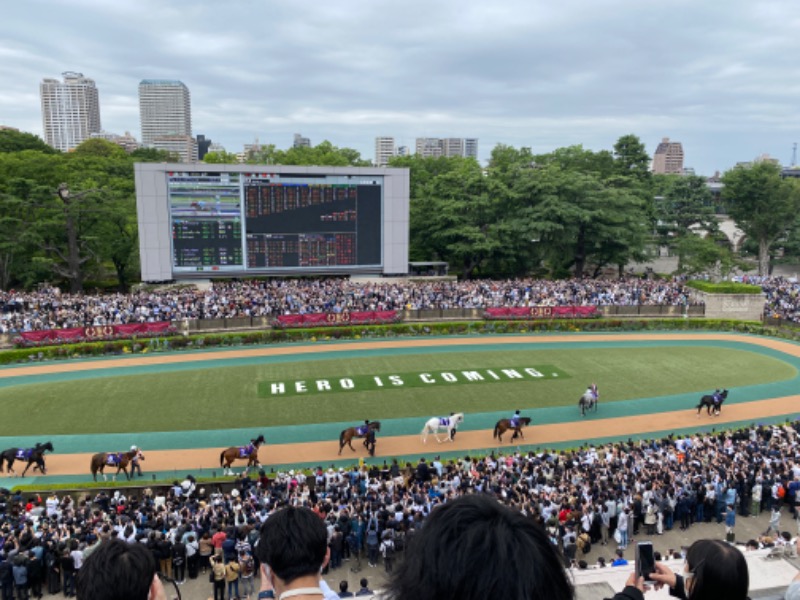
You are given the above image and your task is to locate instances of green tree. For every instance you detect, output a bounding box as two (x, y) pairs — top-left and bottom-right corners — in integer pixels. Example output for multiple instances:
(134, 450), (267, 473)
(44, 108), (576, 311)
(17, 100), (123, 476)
(248, 141), (371, 167)
(653, 174), (717, 244)
(613, 134), (651, 181)
(203, 150), (239, 164)
(130, 147), (177, 162)
(722, 162), (800, 275)
(0, 129), (57, 154)
(675, 233), (739, 280)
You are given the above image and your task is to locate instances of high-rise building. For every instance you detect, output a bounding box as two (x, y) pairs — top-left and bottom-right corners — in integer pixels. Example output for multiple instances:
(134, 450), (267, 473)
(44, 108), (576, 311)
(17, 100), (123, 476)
(374, 136), (396, 167)
(415, 137), (477, 159)
(40, 72), (102, 151)
(138, 80), (195, 162)
(652, 137), (684, 174)
(293, 133), (311, 148)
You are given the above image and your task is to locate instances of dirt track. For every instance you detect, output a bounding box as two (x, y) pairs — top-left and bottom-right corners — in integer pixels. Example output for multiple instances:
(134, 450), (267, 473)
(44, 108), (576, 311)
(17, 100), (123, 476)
(7, 333), (800, 477)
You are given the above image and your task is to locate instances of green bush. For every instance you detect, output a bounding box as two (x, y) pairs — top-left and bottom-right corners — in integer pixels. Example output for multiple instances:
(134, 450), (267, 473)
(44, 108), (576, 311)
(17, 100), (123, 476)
(2, 317), (798, 366)
(686, 280), (763, 294)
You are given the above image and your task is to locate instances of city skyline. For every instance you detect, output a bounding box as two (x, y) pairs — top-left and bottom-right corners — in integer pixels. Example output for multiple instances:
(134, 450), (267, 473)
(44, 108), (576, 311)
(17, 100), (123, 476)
(3, 0), (800, 174)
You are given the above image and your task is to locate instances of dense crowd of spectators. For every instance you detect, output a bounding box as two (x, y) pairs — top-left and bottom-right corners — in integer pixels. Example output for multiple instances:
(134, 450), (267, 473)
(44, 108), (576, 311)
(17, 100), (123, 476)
(762, 277), (800, 323)
(2, 420), (800, 597)
(0, 277), (701, 333)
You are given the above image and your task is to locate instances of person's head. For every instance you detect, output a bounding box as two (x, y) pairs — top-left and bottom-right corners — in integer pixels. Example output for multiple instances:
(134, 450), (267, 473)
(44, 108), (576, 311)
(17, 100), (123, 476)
(385, 494), (571, 600)
(683, 539), (748, 600)
(254, 506), (327, 587)
(339, 581), (349, 593)
(76, 539), (165, 600)
(515, 410), (520, 415)
(359, 578), (369, 589)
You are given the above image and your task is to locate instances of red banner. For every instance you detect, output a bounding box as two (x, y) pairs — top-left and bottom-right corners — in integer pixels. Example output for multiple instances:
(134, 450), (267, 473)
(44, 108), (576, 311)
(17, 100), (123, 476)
(484, 306), (598, 320)
(275, 311), (400, 328)
(18, 322), (175, 344)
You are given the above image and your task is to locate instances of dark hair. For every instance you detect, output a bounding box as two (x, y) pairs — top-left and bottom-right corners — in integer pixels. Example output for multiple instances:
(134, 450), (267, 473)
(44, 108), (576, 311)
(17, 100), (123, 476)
(685, 539), (748, 600)
(385, 494), (572, 600)
(360, 578), (369, 588)
(76, 539), (156, 600)
(254, 506), (327, 584)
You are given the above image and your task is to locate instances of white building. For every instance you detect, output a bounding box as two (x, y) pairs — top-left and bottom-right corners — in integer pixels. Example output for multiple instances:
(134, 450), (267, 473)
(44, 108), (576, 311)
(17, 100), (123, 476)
(138, 80), (195, 162)
(40, 72), (102, 151)
(375, 136), (396, 167)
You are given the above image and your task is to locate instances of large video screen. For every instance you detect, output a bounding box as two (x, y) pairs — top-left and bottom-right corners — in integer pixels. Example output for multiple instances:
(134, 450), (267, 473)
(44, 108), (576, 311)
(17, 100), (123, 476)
(168, 171), (383, 273)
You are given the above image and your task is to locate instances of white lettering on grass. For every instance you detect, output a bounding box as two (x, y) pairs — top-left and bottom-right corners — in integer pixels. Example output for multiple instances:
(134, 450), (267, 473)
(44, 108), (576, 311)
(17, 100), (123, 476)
(462, 371), (485, 381)
(420, 373), (435, 384)
(501, 369), (523, 379)
(340, 378), (355, 389)
(374, 376), (384, 387)
(316, 380), (332, 391)
(389, 375), (404, 386)
(295, 381), (307, 393)
(486, 370), (501, 380)
(524, 368), (544, 378)
(271, 383), (285, 395)
(441, 372), (457, 383)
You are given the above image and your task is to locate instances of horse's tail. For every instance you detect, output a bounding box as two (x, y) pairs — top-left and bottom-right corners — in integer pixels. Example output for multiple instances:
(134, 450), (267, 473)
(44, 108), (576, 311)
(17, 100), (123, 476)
(493, 422), (500, 439)
(219, 450), (226, 467)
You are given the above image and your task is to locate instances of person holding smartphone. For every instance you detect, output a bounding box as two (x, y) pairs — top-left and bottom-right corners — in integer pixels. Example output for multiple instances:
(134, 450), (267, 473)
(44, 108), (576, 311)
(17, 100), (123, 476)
(607, 539), (749, 600)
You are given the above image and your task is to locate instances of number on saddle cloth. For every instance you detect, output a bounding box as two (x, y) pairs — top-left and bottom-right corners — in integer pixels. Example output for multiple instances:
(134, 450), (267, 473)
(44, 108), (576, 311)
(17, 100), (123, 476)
(357, 425), (368, 436)
(239, 445), (253, 459)
(15, 449), (32, 460)
(510, 418), (519, 428)
(106, 453), (122, 466)
(438, 418), (451, 427)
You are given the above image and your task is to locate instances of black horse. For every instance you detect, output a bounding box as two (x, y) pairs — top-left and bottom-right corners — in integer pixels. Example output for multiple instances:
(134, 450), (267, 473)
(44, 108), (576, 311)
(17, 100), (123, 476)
(0, 442), (54, 476)
(696, 389), (728, 416)
(364, 428), (377, 457)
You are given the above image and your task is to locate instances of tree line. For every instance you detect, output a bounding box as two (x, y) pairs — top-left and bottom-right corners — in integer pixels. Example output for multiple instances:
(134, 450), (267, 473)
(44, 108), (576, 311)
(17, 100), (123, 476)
(1, 128), (799, 292)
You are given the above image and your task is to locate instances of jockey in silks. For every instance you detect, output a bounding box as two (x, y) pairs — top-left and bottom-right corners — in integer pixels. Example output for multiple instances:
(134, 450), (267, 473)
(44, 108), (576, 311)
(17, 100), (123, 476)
(510, 410), (521, 428)
(589, 383), (599, 401)
(357, 420), (370, 436)
(713, 389), (722, 406)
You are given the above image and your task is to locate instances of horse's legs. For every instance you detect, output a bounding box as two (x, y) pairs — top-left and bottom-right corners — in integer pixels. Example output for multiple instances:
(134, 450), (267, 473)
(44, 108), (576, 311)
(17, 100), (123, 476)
(20, 461), (31, 477)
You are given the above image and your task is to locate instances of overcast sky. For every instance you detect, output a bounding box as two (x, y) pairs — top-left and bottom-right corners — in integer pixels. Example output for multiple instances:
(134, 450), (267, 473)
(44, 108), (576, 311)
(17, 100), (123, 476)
(2, 0), (799, 175)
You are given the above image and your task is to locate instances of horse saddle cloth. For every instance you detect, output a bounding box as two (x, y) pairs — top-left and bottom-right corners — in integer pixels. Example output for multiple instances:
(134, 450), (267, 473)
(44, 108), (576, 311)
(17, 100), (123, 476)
(439, 418), (451, 427)
(510, 419), (519, 427)
(357, 426), (368, 435)
(238, 446), (252, 458)
(106, 453), (122, 466)
(15, 449), (32, 460)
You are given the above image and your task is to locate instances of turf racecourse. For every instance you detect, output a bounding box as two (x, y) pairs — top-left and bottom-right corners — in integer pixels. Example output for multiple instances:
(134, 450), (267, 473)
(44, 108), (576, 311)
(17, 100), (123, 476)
(2, 332), (800, 486)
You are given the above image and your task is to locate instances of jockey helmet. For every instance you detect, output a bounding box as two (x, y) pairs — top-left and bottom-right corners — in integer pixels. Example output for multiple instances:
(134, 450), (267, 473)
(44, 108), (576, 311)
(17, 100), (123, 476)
(515, 410), (520, 415)
(130, 445), (138, 452)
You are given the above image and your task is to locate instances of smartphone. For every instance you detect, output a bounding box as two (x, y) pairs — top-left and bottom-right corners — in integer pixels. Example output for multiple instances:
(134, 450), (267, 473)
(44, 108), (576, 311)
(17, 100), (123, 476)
(636, 542), (656, 581)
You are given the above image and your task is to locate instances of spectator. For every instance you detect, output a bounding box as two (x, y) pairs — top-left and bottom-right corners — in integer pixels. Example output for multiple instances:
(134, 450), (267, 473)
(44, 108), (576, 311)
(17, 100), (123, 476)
(355, 578), (373, 596)
(611, 549), (628, 567)
(383, 494), (572, 600)
(75, 539), (169, 600)
(338, 580), (354, 598)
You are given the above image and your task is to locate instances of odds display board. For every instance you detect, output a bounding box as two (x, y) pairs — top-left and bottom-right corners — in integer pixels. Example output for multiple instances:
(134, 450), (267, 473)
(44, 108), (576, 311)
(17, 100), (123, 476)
(135, 164), (410, 281)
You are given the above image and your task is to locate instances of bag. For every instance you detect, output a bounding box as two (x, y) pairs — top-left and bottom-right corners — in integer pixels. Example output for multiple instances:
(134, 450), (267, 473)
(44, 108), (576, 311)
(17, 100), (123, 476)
(726, 532), (735, 543)
(382, 541), (395, 558)
(778, 486), (786, 499)
(613, 529), (622, 544)
(366, 529), (379, 547)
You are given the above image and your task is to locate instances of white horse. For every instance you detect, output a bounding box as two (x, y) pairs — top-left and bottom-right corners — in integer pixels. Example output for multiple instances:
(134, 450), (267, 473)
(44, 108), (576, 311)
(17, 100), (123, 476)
(421, 413), (464, 444)
(578, 384), (599, 416)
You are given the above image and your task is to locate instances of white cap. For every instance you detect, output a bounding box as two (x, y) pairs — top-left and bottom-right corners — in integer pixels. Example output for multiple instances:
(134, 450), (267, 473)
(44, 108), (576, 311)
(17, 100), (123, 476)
(130, 445), (138, 451)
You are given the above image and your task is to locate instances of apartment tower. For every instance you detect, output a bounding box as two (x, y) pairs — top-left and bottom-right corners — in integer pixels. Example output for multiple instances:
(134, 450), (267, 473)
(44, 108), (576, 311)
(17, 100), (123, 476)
(40, 72), (102, 151)
(375, 136), (396, 167)
(652, 137), (684, 174)
(138, 80), (196, 162)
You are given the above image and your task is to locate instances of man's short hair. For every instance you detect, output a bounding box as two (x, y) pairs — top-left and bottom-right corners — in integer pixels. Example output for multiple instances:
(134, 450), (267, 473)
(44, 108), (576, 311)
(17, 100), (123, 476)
(76, 539), (156, 600)
(385, 494), (572, 600)
(254, 506), (327, 584)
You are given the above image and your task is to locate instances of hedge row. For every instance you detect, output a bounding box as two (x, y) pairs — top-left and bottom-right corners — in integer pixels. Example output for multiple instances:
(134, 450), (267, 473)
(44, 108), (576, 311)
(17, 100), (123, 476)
(1, 317), (796, 366)
(686, 280), (763, 294)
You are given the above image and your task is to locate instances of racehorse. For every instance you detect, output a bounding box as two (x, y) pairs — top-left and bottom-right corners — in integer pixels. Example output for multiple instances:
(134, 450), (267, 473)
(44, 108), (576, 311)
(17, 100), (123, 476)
(339, 421), (381, 455)
(90, 449), (144, 482)
(0, 442), (54, 477)
(220, 434), (265, 476)
(493, 417), (532, 442)
(696, 389), (728, 417)
(421, 413), (464, 444)
(578, 386), (599, 417)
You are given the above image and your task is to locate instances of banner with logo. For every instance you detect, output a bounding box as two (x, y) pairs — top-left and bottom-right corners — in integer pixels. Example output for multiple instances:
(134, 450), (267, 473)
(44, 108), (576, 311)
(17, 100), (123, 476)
(274, 310), (400, 328)
(484, 306), (598, 320)
(18, 322), (174, 344)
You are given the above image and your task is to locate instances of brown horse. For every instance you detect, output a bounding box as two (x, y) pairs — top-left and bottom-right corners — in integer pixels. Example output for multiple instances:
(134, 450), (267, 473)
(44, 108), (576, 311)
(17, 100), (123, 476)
(339, 421), (381, 455)
(90, 449), (144, 482)
(220, 434), (265, 475)
(493, 417), (532, 442)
